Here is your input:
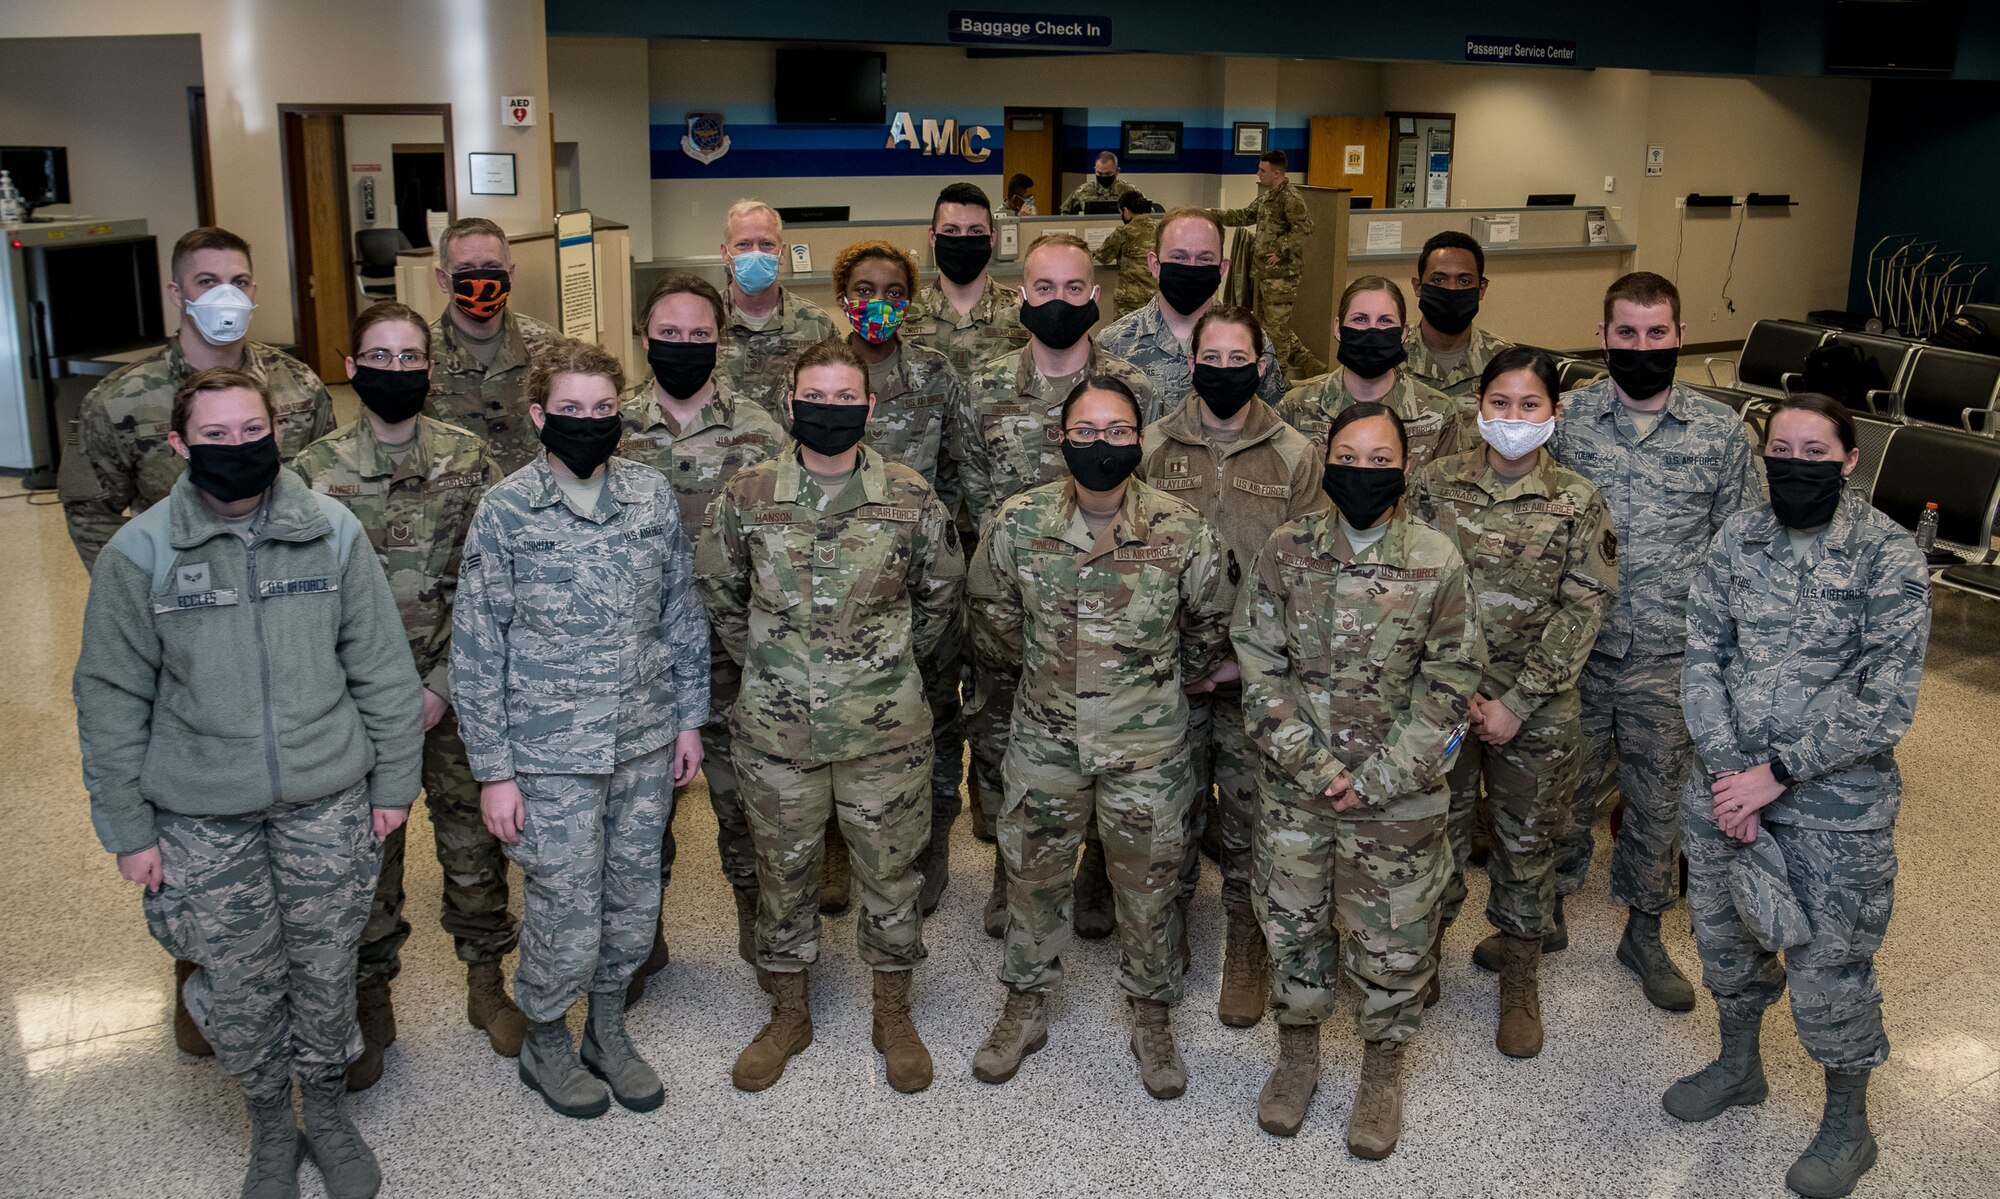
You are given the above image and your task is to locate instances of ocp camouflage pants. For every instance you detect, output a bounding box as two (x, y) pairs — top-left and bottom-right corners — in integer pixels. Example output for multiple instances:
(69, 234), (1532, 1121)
(358, 710), (515, 983)
(998, 725), (1191, 1004)
(1440, 692), (1582, 939)
(925, 638), (967, 818)
(506, 746), (673, 1023)
(736, 738), (931, 972)
(964, 665), (1016, 822)
(145, 781), (376, 1100)
(1556, 650), (1692, 915)
(1178, 683), (1257, 908)
(661, 719), (756, 891)
(1255, 271), (1324, 376)
(1253, 776), (1448, 1042)
(1684, 787), (1896, 1072)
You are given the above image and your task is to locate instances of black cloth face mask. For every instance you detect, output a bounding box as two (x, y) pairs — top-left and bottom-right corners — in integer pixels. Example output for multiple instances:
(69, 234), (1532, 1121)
(350, 365), (430, 424)
(539, 412), (622, 477)
(1322, 463), (1406, 530)
(1606, 346), (1679, 400)
(647, 339), (718, 401)
(1336, 325), (1409, 380)
(1157, 262), (1222, 316)
(1096, 174), (1118, 188)
(932, 234), (993, 286)
(186, 435), (280, 503)
(1193, 362), (1262, 421)
(1417, 284), (1481, 335)
(1764, 456), (1846, 530)
(1019, 295), (1099, 350)
(1062, 439), (1142, 493)
(790, 400), (869, 456)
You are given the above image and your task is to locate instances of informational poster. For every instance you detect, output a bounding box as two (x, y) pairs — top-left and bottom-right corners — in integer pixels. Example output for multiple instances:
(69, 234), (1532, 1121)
(1344, 145), (1366, 174)
(555, 210), (596, 340)
(1426, 151), (1451, 208)
(1085, 227), (1114, 253)
(1365, 221), (1403, 252)
(1646, 144), (1666, 177)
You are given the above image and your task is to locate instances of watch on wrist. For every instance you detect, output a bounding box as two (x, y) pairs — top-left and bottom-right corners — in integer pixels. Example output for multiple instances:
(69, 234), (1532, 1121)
(1769, 759), (1792, 787)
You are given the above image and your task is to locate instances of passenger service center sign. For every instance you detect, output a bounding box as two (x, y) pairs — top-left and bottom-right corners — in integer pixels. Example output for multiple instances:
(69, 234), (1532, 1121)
(1464, 36), (1579, 66)
(947, 10), (1113, 48)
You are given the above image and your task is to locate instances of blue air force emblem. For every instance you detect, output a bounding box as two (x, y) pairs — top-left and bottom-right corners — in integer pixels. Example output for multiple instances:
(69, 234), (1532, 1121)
(682, 112), (731, 165)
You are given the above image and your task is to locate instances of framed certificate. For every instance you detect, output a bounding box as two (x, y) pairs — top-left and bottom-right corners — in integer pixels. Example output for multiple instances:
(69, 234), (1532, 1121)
(468, 152), (517, 196)
(1233, 122), (1269, 157)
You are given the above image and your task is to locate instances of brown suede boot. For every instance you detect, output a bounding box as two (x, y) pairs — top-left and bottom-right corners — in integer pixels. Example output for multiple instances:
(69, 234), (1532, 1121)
(918, 814), (953, 916)
(732, 885), (759, 965)
(732, 970), (813, 1092)
(1129, 997), (1187, 1100)
(983, 849), (1007, 939)
(819, 818), (852, 915)
(871, 970), (934, 1093)
(173, 959), (214, 1057)
(1497, 933), (1545, 1059)
(345, 979), (394, 1092)
(625, 912), (671, 1007)
(1072, 838), (1116, 940)
(1218, 903), (1269, 1028)
(1257, 1021), (1321, 1136)
(466, 962), (527, 1057)
(1346, 1039), (1409, 1160)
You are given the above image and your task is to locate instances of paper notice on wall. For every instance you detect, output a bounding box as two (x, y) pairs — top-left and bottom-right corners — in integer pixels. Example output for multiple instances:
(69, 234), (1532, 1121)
(1086, 227), (1113, 253)
(1344, 145), (1365, 174)
(1365, 221), (1403, 252)
(555, 210), (596, 340)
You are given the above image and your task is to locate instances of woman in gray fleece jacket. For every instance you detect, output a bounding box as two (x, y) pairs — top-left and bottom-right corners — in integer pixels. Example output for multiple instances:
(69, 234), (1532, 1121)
(74, 367), (422, 1199)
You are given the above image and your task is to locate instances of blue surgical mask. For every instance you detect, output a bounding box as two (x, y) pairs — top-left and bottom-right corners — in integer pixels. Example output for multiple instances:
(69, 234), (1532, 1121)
(731, 250), (780, 295)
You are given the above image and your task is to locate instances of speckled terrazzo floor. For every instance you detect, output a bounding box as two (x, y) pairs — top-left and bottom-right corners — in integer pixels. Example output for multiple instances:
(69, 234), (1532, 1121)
(5, 372), (1998, 1198)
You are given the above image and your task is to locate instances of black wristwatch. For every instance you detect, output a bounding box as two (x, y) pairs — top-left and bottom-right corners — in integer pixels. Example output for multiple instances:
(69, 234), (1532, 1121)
(1769, 759), (1793, 787)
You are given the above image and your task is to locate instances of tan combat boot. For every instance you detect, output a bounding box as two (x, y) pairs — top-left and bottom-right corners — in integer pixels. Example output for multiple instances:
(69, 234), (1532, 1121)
(732, 885), (759, 964)
(345, 978), (395, 1091)
(732, 969), (813, 1092)
(1346, 1039), (1409, 1160)
(983, 850), (1007, 939)
(871, 970), (934, 1093)
(1257, 1021), (1321, 1136)
(1072, 839), (1116, 939)
(1497, 933), (1545, 1058)
(466, 962), (528, 1057)
(1218, 904), (1269, 1028)
(819, 820), (852, 915)
(919, 815), (953, 916)
(1129, 997), (1188, 1099)
(625, 912), (671, 1007)
(972, 990), (1048, 1084)
(173, 959), (215, 1056)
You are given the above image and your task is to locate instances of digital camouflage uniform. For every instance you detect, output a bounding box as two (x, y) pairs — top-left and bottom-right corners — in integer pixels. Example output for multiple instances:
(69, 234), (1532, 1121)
(291, 415), (512, 982)
(423, 309), (561, 475)
(1233, 510), (1483, 1039)
(58, 339), (335, 571)
(953, 342), (1156, 826)
(1407, 449), (1618, 940)
(618, 378), (787, 892)
(1212, 180), (1321, 375)
(1097, 296), (1289, 425)
(695, 446), (964, 973)
(718, 289), (836, 421)
(1681, 489), (1929, 1071)
(1092, 215), (1161, 318)
(969, 478), (1233, 1004)
(1278, 368), (1464, 474)
(451, 455), (711, 1023)
(1138, 394), (1327, 908)
(1059, 175), (1141, 215)
(1549, 380), (1761, 916)
(1404, 323), (1514, 411)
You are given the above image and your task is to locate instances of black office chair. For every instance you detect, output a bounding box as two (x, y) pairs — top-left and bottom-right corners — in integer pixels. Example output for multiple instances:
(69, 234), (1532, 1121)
(1870, 423), (2000, 599)
(355, 228), (413, 299)
(1878, 345), (2000, 430)
(1708, 319), (1829, 397)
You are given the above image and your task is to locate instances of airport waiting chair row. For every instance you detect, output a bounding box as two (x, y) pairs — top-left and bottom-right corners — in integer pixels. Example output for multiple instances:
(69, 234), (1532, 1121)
(1705, 318), (2000, 435)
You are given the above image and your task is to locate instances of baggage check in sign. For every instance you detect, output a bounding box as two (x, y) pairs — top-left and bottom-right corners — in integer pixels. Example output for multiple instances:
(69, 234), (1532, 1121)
(947, 10), (1113, 48)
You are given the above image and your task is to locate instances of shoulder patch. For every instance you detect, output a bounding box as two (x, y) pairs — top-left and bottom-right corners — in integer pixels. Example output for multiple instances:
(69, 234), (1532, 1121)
(1602, 529), (1619, 564)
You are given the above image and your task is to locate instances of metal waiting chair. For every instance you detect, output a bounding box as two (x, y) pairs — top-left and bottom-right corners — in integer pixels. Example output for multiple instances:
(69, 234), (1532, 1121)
(1784, 331), (1917, 409)
(1706, 319), (1829, 397)
(1869, 423), (2000, 600)
(1875, 345), (2000, 431)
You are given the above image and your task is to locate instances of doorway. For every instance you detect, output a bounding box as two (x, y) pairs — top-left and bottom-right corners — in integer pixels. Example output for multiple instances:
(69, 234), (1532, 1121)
(391, 144), (447, 249)
(1002, 108), (1059, 214)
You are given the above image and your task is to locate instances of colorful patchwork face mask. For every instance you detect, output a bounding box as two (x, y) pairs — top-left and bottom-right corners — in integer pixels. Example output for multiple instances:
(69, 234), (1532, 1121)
(843, 296), (907, 344)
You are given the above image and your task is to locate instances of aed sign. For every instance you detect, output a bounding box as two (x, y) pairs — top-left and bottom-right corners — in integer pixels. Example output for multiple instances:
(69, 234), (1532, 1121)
(885, 114), (994, 163)
(1463, 36), (1579, 66)
(502, 96), (537, 127)
(947, 11), (1112, 48)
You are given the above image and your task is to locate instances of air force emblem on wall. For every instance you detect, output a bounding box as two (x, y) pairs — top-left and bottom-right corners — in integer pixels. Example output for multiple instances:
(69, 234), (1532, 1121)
(682, 113), (731, 165)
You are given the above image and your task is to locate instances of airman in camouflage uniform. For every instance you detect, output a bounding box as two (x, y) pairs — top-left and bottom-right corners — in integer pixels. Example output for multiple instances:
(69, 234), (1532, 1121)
(60, 340), (334, 571)
(1099, 298), (1288, 424)
(423, 309), (561, 475)
(1059, 158), (1141, 214)
(719, 289), (836, 421)
(1548, 376), (1761, 1008)
(1234, 503), (1482, 1154)
(1279, 369), (1463, 473)
(1212, 166), (1321, 376)
(904, 278), (1030, 388)
(1406, 324), (1515, 411)
(1093, 211), (1161, 318)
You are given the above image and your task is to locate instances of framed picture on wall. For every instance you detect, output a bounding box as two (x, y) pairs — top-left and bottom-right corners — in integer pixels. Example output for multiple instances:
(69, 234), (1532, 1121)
(1232, 122), (1269, 157)
(468, 152), (517, 196)
(1120, 121), (1182, 163)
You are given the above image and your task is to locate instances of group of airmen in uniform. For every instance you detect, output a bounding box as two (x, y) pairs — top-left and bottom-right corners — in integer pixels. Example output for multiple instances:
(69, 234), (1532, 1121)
(68, 161), (1929, 1199)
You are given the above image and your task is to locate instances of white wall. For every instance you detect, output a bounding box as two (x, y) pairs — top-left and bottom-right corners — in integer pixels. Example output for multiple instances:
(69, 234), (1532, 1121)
(342, 113), (446, 241)
(0, 34), (203, 292)
(546, 36), (654, 262)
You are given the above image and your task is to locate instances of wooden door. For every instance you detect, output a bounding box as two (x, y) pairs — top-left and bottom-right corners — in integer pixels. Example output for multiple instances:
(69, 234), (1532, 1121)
(1002, 108), (1058, 214)
(1307, 116), (1391, 210)
(282, 112), (354, 380)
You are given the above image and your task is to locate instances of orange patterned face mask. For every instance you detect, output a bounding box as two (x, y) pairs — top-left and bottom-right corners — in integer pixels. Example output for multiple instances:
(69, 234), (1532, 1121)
(449, 269), (511, 320)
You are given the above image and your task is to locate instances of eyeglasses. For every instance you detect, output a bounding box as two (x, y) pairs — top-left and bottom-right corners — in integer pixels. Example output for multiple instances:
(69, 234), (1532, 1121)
(1064, 424), (1139, 446)
(355, 349), (430, 368)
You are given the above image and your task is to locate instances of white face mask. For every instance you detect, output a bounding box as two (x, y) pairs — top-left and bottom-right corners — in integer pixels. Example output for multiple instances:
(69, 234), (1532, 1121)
(1478, 413), (1556, 461)
(184, 283), (255, 345)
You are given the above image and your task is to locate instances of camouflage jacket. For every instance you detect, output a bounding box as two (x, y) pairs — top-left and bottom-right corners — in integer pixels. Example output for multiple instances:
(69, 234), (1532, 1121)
(1139, 393), (1327, 571)
(718, 289), (836, 421)
(423, 309), (561, 476)
(1212, 181), (1313, 276)
(58, 339), (335, 571)
(968, 478), (1233, 772)
(1682, 489), (1929, 831)
(1097, 296), (1289, 423)
(1092, 215), (1161, 316)
(860, 338), (964, 519)
(695, 446), (964, 762)
(291, 415), (501, 699)
(1233, 509), (1484, 819)
(451, 454), (709, 779)
(616, 378), (787, 719)
(904, 278), (1030, 381)
(1407, 448), (1617, 719)
(954, 341), (1155, 531)
(1550, 379), (1763, 660)
(1403, 322), (1514, 405)
(1278, 368), (1464, 473)
(1059, 175), (1141, 214)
